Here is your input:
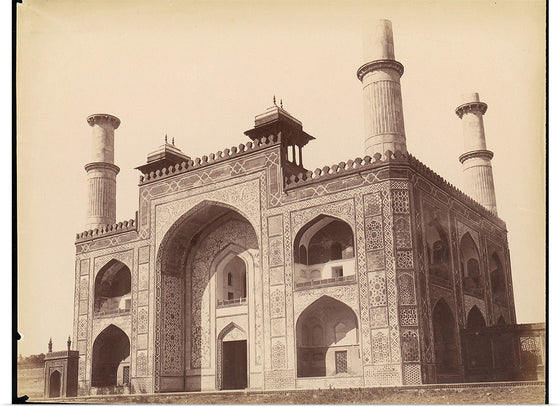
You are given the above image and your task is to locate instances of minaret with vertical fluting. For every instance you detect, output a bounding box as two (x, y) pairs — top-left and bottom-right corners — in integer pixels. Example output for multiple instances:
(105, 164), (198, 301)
(455, 93), (498, 214)
(85, 113), (121, 229)
(357, 19), (407, 157)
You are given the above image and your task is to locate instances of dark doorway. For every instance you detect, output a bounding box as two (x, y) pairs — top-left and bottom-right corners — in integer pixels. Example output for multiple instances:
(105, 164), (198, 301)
(49, 370), (61, 397)
(222, 340), (247, 390)
(92, 325), (130, 387)
(432, 299), (459, 382)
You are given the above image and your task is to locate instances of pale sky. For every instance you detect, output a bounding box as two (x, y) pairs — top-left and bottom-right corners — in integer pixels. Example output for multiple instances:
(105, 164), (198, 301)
(16, 0), (546, 357)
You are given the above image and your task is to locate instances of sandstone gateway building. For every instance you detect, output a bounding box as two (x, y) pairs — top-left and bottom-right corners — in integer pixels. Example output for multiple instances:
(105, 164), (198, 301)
(44, 20), (544, 396)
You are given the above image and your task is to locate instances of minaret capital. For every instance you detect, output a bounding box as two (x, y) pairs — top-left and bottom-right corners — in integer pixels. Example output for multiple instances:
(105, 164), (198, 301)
(459, 149), (494, 164)
(455, 101), (488, 119)
(87, 113), (121, 129)
(356, 59), (404, 82)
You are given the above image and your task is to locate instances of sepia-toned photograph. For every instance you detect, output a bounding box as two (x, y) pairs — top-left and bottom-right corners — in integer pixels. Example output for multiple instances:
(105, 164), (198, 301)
(16, 0), (546, 403)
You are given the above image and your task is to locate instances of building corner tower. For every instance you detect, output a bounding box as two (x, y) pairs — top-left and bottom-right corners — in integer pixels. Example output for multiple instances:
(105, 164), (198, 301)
(357, 19), (407, 157)
(85, 113), (121, 229)
(455, 93), (498, 214)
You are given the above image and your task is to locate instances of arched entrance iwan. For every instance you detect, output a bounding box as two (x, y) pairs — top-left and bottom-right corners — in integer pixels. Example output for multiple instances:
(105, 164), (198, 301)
(155, 201), (259, 392)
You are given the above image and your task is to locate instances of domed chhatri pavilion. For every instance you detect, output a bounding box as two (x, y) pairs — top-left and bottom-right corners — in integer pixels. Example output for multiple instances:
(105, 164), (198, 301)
(43, 20), (544, 397)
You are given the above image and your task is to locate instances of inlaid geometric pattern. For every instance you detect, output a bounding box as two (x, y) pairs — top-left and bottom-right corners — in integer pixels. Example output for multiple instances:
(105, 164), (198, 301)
(382, 188), (402, 363)
(364, 192), (382, 216)
(270, 287), (286, 318)
(364, 364), (401, 387)
(395, 250), (413, 269)
(365, 216), (383, 251)
(162, 274), (183, 374)
(403, 364), (422, 385)
(399, 307), (418, 326)
(271, 338), (287, 369)
(269, 236), (284, 267)
(398, 273), (416, 305)
(78, 315), (87, 339)
(371, 328), (391, 363)
(370, 306), (388, 328)
(392, 189), (410, 213)
(401, 329), (419, 361)
(136, 350), (148, 376)
(394, 215), (412, 249)
(368, 272), (387, 306)
(137, 306), (149, 333)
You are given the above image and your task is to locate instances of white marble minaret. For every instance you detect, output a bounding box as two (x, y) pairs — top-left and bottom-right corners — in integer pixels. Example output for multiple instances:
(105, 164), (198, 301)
(455, 93), (498, 214)
(357, 19), (406, 157)
(85, 113), (121, 229)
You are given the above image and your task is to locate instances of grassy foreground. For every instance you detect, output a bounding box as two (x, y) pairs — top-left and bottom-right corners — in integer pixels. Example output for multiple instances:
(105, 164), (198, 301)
(33, 382), (545, 404)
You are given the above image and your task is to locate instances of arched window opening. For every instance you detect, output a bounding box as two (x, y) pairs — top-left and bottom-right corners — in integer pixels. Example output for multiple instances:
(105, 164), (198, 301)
(432, 299), (459, 381)
(465, 307), (491, 369)
(294, 216), (355, 287)
(490, 253), (506, 302)
(296, 296), (359, 377)
(48, 370), (61, 397)
(460, 233), (483, 296)
(425, 216), (450, 283)
(91, 325), (130, 387)
(217, 255), (247, 306)
(94, 260), (131, 315)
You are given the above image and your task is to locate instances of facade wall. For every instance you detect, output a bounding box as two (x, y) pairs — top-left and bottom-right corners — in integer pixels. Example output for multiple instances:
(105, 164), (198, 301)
(74, 142), (514, 394)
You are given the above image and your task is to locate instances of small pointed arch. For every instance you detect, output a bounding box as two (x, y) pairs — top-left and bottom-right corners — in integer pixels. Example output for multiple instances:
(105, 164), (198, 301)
(466, 305), (486, 329)
(497, 315), (507, 326)
(425, 216), (450, 265)
(489, 252), (506, 301)
(94, 259), (131, 314)
(218, 322), (247, 342)
(48, 370), (61, 397)
(91, 324), (130, 387)
(212, 243), (252, 305)
(432, 298), (459, 379)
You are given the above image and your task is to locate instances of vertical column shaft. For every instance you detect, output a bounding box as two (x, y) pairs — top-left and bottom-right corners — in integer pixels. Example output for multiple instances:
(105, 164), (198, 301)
(456, 94), (497, 214)
(357, 19), (407, 157)
(85, 114), (121, 230)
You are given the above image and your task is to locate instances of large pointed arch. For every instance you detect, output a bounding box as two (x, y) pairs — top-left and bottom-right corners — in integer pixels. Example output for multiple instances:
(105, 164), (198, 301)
(296, 296), (359, 377)
(293, 215), (355, 286)
(154, 200), (259, 392)
(91, 324), (130, 387)
(465, 305), (491, 371)
(94, 259), (131, 315)
(432, 298), (459, 382)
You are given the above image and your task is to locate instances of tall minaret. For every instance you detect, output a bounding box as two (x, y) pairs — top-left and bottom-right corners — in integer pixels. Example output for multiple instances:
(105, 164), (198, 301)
(455, 93), (497, 214)
(85, 113), (121, 229)
(357, 19), (406, 157)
